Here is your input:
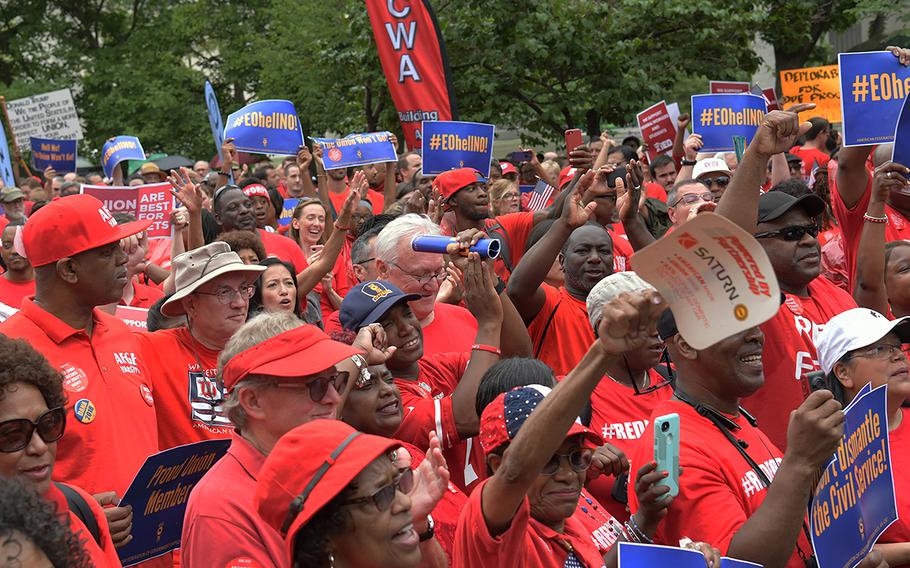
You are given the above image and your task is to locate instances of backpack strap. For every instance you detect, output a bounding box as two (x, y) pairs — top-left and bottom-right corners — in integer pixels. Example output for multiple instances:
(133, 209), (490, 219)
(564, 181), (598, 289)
(533, 299), (562, 359)
(55, 482), (102, 547)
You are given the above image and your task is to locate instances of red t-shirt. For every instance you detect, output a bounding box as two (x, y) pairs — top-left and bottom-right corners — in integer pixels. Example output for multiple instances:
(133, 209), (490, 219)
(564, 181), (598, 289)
(133, 327), (233, 451)
(743, 277), (856, 450)
(123, 279), (165, 309)
(258, 228), (307, 273)
(608, 224), (634, 272)
(298, 239), (353, 322)
(483, 211), (536, 282)
(393, 352), (485, 493)
(789, 146), (830, 178)
(0, 276), (34, 308)
(327, 187), (386, 216)
(628, 399), (811, 568)
(146, 237), (172, 271)
(645, 182), (668, 202)
(0, 299), (158, 495)
(452, 477), (606, 568)
(529, 284), (593, 376)
(880, 408), (910, 550)
(46, 482), (121, 567)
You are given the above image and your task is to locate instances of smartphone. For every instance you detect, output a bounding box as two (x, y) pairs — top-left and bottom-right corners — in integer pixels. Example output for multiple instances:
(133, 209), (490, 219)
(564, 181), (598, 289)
(653, 413), (680, 498)
(565, 128), (583, 152)
(606, 166), (627, 189)
(508, 150), (533, 164)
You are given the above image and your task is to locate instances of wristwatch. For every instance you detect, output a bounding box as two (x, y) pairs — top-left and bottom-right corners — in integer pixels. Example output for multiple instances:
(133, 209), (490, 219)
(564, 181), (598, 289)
(681, 159), (697, 166)
(418, 515), (435, 542)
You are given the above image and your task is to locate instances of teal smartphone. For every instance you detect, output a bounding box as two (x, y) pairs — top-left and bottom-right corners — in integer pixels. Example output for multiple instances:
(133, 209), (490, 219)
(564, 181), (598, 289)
(653, 413), (680, 498)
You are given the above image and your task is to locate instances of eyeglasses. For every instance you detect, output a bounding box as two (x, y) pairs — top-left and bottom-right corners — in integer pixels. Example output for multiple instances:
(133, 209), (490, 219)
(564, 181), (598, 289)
(344, 467), (414, 511)
(274, 370), (350, 402)
(842, 344), (910, 363)
(354, 257), (376, 266)
(196, 285), (255, 304)
(541, 448), (594, 475)
(0, 408), (66, 453)
(388, 262), (446, 286)
(753, 224), (820, 241)
(671, 192), (714, 207)
(700, 176), (730, 189)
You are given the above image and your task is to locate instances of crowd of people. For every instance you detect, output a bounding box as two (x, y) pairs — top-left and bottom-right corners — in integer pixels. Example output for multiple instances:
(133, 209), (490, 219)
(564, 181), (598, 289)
(1, 46), (909, 568)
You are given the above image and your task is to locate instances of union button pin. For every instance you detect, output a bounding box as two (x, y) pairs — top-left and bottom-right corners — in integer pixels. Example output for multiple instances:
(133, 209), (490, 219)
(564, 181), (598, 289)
(74, 399), (96, 424)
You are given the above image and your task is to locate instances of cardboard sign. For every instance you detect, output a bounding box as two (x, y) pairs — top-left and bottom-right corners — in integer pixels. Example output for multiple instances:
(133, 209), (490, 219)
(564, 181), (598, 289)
(102, 136), (145, 179)
(750, 85), (781, 112)
(204, 81), (225, 160)
(115, 306), (149, 330)
(421, 120), (495, 176)
(224, 99), (304, 156)
(709, 80), (751, 94)
(81, 182), (175, 238)
(892, 93), (910, 176)
(30, 137), (77, 172)
(691, 94), (768, 152)
(839, 51), (910, 147)
(633, 213), (780, 350)
(5, 88), (83, 148)
(0, 121), (14, 187)
(312, 131), (397, 169)
(637, 101), (677, 161)
(618, 542), (762, 568)
(779, 65), (842, 123)
(117, 439), (231, 565)
(810, 385), (897, 568)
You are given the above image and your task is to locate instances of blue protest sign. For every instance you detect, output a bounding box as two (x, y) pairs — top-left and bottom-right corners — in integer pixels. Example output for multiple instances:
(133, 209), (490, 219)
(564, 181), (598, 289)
(421, 121), (495, 176)
(117, 439), (231, 566)
(691, 94), (768, 152)
(279, 197), (300, 227)
(891, 93), (910, 175)
(617, 542), (762, 568)
(810, 385), (897, 568)
(30, 137), (77, 172)
(223, 100), (304, 156)
(0, 124), (14, 187)
(102, 136), (145, 179)
(204, 81), (225, 160)
(312, 131), (397, 169)
(839, 51), (910, 147)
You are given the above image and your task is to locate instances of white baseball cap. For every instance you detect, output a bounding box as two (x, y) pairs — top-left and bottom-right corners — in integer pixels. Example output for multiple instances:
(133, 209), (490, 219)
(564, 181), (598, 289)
(692, 157), (732, 180)
(815, 308), (910, 374)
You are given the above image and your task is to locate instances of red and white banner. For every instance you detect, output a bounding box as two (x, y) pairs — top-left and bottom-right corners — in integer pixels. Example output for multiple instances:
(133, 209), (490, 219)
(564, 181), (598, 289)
(81, 182), (175, 238)
(366, 0), (456, 150)
(636, 101), (677, 161)
(709, 80), (751, 94)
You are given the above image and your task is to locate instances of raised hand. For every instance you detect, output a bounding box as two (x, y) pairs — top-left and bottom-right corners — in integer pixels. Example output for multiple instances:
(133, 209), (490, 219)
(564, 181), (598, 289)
(785, 389), (844, 472)
(684, 134), (704, 160)
(336, 181), (361, 231)
(352, 323), (397, 365)
(222, 138), (238, 170)
(296, 145), (313, 169)
(462, 253), (502, 326)
(747, 103), (816, 158)
(561, 173), (598, 228)
(588, 443), (630, 479)
(631, 461), (674, 535)
(677, 114), (691, 130)
(595, 290), (664, 355)
(871, 161), (910, 204)
(886, 45), (910, 66)
(406, 431), (451, 519)
(166, 167), (205, 215)
(568, 145), (594, 172)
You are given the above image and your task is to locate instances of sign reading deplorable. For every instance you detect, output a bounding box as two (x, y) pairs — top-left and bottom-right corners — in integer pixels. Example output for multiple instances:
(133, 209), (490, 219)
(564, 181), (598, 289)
(117, 439), (230, 566)
(101, 136), (145, 179)
(839, 51), (910, 147)
(29, 137), (77, 172)
(420, 120), (495, 176)
(691, 94), (768, 152)
(5, 88), (83, 148)
(81, 183), (175, 239)
(223, 99), (304, 156)
(780, 65), (842, 123)
(810, 384), (897, 568)
(312, 131), (398, 169)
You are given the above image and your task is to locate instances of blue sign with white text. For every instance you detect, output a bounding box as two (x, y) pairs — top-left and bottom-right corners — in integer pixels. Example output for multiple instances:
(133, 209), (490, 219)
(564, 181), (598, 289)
(30, 137), (77, 172)
(279, 197), (300, 227)
(839, 51), (910, 147)
(313, 131), (397, 170)
(421, 121), (495, 176)
(810, 385), (897, 568)
(102, 136), (145, 179)
(618, 542), (762, 568)
(117, 439), (231, 566)
(891, 94), (910, 177)
(224, 100), (304, 156)
(0, 123), (14, 187)
(204, 81), (225, 160)
(691, 94), (767, 152)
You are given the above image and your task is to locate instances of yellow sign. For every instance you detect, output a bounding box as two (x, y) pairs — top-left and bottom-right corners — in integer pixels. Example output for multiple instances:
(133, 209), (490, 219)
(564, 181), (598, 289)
(780, 65), (842, 123)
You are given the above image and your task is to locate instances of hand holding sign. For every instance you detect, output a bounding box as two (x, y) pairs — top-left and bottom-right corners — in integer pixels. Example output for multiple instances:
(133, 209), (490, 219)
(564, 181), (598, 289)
(94, 491), (134, 548)
(747, 103), (816, 158)
(786, 390), (845, 472)
(886, 45), (910, 66)
(872, 162), (910, 200)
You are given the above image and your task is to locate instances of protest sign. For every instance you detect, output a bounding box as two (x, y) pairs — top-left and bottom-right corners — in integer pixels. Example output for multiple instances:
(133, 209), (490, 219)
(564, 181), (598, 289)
(618, 542), (762, 568)
(312, 131), (397, 169)
(115, 306), (149, 330)
(709, 80), (751, 94)
(633, 213), (780, 350)
(810, 385), (897, 568)
(667, 102), (681, 128)
(0, 121), (14, 187)
(637, 101), (677, 161)
(117, 439), (231, 565)
(82, 182), (174, 238)
(839, 51), (910, 147)
(750, 85), (781, 112)
(780, 65), (842, 123)
(204, 81), (225, 160)
(691, 94), (768, 152)
(421, 121), (494, 176)
(29, 137), (77, 172)
(279, 198), (299, 227)
(5, 88), (83, 148)
(892, 94), (910, 176)
(224, 100), (304, 156)
(102, 136), (145, 178)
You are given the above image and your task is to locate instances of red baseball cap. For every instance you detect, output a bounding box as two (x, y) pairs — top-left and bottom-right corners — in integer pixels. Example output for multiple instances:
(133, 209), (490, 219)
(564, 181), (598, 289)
(480, 385), (602, 456)
(22, 194), (152, 267)
(243, 183), (270, 199)
(499, 162), (518, 176)
(557, 166), (577, 189)
(220, 325), (363, 392)
(255, 419), (401, 548)
(432, 168), (486, 208)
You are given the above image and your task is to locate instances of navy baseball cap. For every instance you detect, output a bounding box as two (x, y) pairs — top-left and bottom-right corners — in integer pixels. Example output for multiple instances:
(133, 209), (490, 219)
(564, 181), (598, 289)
(339, 280), (420, 331)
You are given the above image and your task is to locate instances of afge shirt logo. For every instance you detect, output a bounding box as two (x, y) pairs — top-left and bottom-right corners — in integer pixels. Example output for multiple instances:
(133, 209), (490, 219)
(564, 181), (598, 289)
(188, 370), (232, 429)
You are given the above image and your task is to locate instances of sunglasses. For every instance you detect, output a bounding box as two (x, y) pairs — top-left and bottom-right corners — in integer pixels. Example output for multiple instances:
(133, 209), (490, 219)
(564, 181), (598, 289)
(701, 176), (730, 188)
(344, 467), (414, 511)
(671, 191), (714, 207)
(842, 343), (910, 363)
(541, 448), (593, 475)
(753, 223), (819, 241)
(274, 370), (350, 402)
(0, 407), (66, 453)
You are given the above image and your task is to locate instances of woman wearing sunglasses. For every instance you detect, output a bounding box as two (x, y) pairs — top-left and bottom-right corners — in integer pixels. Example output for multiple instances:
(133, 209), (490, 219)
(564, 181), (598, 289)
(0, 336), (120, 566)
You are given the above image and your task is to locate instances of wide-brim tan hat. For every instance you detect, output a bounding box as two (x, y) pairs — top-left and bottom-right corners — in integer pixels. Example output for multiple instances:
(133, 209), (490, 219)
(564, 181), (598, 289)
(161, 241), (266, 317)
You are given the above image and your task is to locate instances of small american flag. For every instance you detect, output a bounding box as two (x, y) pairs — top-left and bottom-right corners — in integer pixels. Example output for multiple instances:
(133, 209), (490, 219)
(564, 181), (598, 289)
(525, 179), (556, 211)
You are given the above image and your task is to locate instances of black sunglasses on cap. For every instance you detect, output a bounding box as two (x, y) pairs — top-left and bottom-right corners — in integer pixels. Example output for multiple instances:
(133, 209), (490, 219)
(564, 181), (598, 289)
(0, 407), (66, 453)
(753, 223), (820, 241)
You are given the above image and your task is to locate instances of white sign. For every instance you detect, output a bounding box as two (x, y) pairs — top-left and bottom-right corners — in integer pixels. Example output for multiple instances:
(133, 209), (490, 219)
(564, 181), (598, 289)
(6, 89), (83, 148)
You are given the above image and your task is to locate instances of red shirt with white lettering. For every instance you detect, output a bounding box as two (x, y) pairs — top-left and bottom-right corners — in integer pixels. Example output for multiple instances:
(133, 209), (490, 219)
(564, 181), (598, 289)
(743, 277), (856, 450)
(0, 276), (34, 308)
(529, 284), (593, 377)
(0, 299), (158, 495)
(628, 399), (811, 568)
(133, 327), (233, 451)
(609, 223), (634, 272)
(880, 408), (910, 550)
